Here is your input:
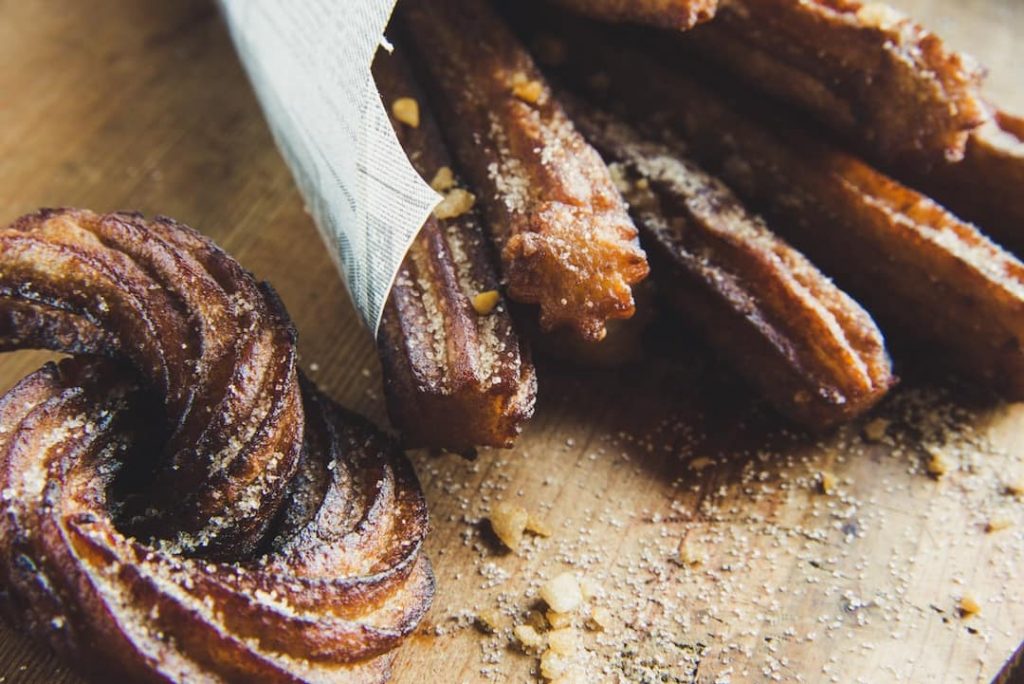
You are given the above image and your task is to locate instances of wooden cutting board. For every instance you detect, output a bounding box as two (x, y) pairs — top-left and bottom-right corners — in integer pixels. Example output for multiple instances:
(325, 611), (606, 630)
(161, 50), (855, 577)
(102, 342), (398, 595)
(1, 1), (1022, 682)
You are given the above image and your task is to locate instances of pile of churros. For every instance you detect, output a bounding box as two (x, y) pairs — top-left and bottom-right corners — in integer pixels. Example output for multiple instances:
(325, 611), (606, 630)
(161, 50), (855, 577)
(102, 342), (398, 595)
(373, 0), (1024, 448)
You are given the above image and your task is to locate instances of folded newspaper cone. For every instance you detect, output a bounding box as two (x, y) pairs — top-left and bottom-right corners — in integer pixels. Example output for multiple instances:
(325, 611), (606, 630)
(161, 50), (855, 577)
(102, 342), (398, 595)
(219, 0), (440, 333)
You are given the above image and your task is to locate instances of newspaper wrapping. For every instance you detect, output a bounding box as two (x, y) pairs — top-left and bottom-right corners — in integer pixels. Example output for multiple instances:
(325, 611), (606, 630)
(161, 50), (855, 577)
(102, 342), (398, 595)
(219, 0), (440, 333)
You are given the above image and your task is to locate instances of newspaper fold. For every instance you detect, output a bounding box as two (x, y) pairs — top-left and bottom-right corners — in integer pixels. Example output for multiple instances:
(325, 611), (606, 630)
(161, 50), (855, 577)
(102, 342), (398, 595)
(219, 0), (440, 333)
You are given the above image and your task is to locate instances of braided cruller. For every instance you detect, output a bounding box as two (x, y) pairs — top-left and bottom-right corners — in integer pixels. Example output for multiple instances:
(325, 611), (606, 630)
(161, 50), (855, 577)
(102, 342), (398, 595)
(0, 209), (433, 682)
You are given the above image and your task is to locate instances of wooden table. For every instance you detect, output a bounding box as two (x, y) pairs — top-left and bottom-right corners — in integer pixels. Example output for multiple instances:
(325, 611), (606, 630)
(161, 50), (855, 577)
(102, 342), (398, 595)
(1, 1), (1023, 682)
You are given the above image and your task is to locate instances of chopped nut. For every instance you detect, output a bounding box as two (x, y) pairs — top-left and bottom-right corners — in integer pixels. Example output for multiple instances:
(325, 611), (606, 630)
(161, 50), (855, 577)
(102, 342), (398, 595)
(818, 471), (837, 495)
(925, 448), (950, 478)
(1005, 479), (1024, 497)
(472, 290), (501, 316)
(391, 97), (419, 128)
(958, 595), (981, 618)
(540, 649), (572, 680)
(489, 501), (528, 551)
(578, 577), (602, 601)
(985, 517), (1013, 533)
(476, 608), (505, 634)
(524, 609), (549, 632)
(863, 417), (890, 442)
(677, 539), (704, 566)
(540, 572), (583, 614)
(513, 624), (545, 650)
(689, 456), (715, 471)
(546, 610), (573, 630)
(429, 166), (455, 192)
(547, 628), (578, 656)
(433, 188), (475, 220)
(587, 606), (612, 631)
(510, 71), (544, 104)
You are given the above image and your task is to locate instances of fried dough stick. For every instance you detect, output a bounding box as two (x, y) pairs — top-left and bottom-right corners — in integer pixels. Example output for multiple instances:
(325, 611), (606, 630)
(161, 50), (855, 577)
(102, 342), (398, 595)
(548, 26), (1024, 396)
(550, 0), (717, 30)
(374, 49), (536, 450)
(911, 110), (1024, 256)
(682, 0), (987, 166)
(571, 102), (894, 427)
(400, 0), (649, 342)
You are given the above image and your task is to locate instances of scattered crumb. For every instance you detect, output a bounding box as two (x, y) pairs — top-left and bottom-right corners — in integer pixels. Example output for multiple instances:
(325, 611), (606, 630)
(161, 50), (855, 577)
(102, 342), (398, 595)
(476, 608), (504, 634)
(985, 517), (1012, 533)
(511, 72), (544, 104)
(818, 470), (837, 495)
(547, 628), (578, 656)
(540, 649), (572, 680)
(430, 166), (455, 192)
(958, 595), (981, 619)
(391, 97), (419, 127)
(540, 573), (582, 614)
(926, 448), (950, 478)
(587, 607), (612, 631)
(578, 577), (602, 602)
(1006, 479), (1024, 497)
(863, 417), (890, 442)
(677, 538), (704, 566)
(546, 610), (573, 630)
(688, 456), (715, 471)
(433, 188), (475, 219)
(513, 624), (546, 651)
(472, 290), (501, 316)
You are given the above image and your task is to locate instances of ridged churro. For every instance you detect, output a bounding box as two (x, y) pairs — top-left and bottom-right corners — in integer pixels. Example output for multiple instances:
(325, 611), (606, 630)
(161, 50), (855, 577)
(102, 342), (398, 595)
(682, 0), (987, 166)
(375, 48), (536, 451)
(551, 0), (717, 30)
(545, 25), (1024, 397)
(571, 102), (894, 427)
(400, 0), (649, 342)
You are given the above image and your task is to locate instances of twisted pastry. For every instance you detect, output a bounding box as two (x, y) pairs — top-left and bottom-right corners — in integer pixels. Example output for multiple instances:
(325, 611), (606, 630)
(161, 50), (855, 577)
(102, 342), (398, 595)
(0, 209), (432, 682)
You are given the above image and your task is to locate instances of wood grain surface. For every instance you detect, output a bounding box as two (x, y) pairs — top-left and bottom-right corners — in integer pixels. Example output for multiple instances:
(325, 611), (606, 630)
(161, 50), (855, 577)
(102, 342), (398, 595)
(1, 1), (1023, 682)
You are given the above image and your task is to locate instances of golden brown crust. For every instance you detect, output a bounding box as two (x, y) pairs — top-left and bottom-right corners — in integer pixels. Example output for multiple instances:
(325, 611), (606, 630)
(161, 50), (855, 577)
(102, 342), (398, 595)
(0, 209), (432, 682)
(547, 27), (1024, 398)
(910, 109), (1024, 256)
(572, 103), (894, 427)
(399, 0), (649, 342)
(374, 49), (536, 450)
(551, 0), (717, 29)
(684, 0), (987, 166)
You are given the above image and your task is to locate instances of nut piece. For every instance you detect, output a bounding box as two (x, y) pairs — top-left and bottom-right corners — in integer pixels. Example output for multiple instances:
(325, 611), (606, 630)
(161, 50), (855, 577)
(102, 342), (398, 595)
(587, 606), (612, 631)
(546, 610), (573, 629)
(430, 166), (455, 192)
(818, 471), (837, 495)
(863, 417), (890, 442)
(433, 188), (476, 220)
(526, 512), (552, 537)
(578, 576), (602, 601)
(511, 72), (544, 104)
(540, 572), (583, 614)
(476, 608), (505, 634)
(958, 595), (981, 618)
(472, 290), (501, 316)
(985, 517), (1013, 533)
(677, 539), (704, 566)
(513, 624), (546, 650)
(1006, 479), (1024, 497)
(540, 649), (572, 680)
(391, 97), (420, 128)
(926, 449), (951, 478)
(547, 628), (578, 656)
(490, 501), (528, 551)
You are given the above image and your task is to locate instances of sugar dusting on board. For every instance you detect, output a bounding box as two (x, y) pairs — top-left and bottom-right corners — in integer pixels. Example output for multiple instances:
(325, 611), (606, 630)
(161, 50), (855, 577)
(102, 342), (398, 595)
(405, 369), (1024, 682)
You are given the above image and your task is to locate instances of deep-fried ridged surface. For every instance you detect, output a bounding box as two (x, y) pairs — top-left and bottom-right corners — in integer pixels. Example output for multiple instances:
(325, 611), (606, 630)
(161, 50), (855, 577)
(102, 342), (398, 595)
(572, 103), (894, 427)
(0, 209), (432, 682)
(551, 0), (717, 29)
(400, 0), (649, 342)
(545, 27), (1024, 397)
(374, 49), (536, 450)
(911, 110), (1024, 256)
(683, 0), (986, 166)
